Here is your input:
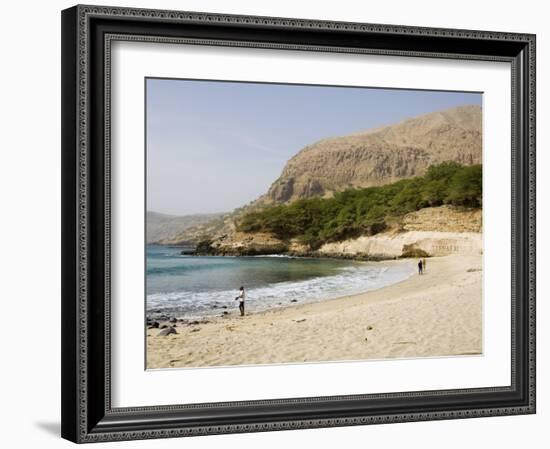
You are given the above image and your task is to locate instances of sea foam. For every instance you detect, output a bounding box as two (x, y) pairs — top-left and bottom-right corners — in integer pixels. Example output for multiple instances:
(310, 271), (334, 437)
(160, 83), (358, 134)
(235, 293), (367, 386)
(147, 261), (414, 319)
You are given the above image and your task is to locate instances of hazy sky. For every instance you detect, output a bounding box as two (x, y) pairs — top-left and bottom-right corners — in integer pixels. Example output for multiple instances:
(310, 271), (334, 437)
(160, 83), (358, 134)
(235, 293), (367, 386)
(146, 78), (481, 216)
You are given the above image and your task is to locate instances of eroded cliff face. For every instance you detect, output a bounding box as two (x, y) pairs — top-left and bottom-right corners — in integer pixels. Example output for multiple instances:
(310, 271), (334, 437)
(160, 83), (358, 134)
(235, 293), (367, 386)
(261, 105), (482, 204)
(317, 232), (482, 259)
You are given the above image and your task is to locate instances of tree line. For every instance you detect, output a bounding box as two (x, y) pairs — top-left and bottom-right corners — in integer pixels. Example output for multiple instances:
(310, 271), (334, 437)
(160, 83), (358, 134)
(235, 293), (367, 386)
(237, 162), (482, 249)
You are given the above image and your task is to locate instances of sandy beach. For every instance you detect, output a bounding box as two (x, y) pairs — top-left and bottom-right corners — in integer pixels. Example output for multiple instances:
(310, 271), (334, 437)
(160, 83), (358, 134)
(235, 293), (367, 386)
(146, 254), (482, 369)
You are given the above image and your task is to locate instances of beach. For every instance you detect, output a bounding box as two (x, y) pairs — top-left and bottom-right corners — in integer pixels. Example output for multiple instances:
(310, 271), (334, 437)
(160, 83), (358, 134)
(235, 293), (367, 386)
(146, 254), (482, 369)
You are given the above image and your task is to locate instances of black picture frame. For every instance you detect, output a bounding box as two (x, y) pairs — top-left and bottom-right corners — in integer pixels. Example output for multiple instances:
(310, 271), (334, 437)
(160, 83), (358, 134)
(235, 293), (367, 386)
(61, 4), (536, 443)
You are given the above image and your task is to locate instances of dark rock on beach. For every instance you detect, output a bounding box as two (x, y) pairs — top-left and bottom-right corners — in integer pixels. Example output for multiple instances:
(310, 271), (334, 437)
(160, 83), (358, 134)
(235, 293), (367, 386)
(158, 327), (178, 336)
(401, 244), (430, 258)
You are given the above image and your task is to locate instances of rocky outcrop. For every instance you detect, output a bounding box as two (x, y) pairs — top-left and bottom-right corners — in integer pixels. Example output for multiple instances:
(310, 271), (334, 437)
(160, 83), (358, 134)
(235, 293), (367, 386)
(199, 232), (308, 256)
(260, 105), (481, 204)
(158, 327), (178, 336)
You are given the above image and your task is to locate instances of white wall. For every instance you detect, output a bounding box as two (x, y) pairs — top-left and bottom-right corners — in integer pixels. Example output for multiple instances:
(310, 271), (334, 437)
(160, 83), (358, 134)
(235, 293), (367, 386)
(0, 0), (545, 447)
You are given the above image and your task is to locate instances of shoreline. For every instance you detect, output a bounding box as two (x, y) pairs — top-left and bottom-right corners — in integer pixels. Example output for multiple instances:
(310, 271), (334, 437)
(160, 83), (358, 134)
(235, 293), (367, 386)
(149, 242), (407, 262)
(178, 250), (402, 262)
(146, 256), (415, 322)
(157, 248), (403, 261)
(147, 254), (482, 369)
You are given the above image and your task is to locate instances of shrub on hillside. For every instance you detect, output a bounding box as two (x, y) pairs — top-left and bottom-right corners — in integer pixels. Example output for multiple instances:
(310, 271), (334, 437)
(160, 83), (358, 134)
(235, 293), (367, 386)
(238, 162), (482, 248)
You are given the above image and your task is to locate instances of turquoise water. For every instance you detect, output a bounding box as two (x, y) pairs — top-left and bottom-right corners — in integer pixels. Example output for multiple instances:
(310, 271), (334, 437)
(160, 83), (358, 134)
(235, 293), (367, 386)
(146, 245), (413, 319)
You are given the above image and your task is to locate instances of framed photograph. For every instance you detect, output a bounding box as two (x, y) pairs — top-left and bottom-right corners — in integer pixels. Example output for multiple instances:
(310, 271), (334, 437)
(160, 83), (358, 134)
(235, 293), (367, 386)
(61, 4), (536, 443)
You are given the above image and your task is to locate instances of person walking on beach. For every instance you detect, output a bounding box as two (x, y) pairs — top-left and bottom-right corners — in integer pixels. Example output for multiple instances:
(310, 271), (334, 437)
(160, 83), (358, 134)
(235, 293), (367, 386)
(235, 286), (245, 316)
(418, 259), (423, 275)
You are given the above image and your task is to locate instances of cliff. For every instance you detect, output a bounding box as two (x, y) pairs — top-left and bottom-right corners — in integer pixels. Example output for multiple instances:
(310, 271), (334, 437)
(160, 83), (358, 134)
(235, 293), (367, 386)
(260, 105), (481, 204)
(318, 231), (482, 259)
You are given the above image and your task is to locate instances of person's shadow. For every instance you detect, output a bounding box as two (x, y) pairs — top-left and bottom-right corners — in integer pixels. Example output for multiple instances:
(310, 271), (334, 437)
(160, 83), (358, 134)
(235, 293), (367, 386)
(34, 421), (60, 437)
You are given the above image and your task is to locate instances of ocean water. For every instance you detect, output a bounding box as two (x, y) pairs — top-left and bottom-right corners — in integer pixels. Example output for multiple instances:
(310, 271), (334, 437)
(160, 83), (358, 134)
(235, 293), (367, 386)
(146, 245), (414, 319)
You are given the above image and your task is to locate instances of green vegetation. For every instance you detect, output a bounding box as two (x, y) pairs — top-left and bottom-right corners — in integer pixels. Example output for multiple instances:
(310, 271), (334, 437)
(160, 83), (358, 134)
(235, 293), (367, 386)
(238, 162), (482, 249)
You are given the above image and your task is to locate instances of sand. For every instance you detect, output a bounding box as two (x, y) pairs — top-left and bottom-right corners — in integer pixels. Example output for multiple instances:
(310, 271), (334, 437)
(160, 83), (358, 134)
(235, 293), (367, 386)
(146, 255), (482, 369)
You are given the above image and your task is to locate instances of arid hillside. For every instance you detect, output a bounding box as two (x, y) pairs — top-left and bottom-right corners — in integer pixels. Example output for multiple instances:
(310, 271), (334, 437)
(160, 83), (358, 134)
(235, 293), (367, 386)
(147, 211), (226, 244)
(261, 105), (481, 204)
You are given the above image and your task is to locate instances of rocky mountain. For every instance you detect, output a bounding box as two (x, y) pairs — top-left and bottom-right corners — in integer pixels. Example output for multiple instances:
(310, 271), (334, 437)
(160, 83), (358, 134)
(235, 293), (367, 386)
(260, 105), (481, 204)
(162, 104), (482, 248)
(146, 211), (226, 244)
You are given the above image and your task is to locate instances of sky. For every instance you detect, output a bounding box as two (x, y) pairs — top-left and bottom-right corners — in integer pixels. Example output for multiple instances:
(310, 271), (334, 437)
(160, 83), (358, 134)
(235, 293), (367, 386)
(146, 78), (482, 216)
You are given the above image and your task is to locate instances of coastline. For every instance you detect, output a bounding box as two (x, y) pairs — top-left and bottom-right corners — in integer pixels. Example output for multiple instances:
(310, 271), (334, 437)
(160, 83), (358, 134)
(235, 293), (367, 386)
(146, 254), (482, 369)
(146, 256), (415, 321)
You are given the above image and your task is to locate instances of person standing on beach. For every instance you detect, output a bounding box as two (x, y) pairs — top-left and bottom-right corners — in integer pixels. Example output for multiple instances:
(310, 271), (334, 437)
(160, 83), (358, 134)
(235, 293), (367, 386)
(422, 257), (427, 273)
(418, 259), (423, 275)
(235, 286), (245, 316)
